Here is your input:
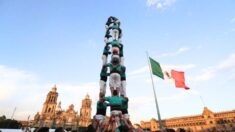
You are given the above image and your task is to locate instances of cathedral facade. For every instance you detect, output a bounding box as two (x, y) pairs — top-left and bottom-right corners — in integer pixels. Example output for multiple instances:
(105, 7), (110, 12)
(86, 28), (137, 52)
(33, 85), (92, 129)
(141, 107), (235, 132)
(79, 94), (92, 127)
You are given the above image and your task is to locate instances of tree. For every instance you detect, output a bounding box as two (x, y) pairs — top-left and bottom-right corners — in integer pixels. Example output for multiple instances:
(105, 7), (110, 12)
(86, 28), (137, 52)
(0, 115), (22, 129)
(0, 115), (6, 121)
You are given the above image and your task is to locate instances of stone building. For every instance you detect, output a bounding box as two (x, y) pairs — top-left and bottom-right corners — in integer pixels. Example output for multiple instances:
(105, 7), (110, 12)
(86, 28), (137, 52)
(140, 107), (235, 132)
(33, 85), (92, 129)
(79, 94), (92, 127)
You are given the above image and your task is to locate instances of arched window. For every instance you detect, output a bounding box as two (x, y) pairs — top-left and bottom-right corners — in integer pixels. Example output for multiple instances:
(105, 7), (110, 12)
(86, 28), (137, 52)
(221, 120), (224, 124)
(51, 106), (54, 113)
(48, 108), (51, 113)
(224, 120), (227, 123)
(51, 97), (54, 102)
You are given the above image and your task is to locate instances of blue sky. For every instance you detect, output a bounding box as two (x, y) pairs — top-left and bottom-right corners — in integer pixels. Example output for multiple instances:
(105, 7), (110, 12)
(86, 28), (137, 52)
(0, 0), (235, 123)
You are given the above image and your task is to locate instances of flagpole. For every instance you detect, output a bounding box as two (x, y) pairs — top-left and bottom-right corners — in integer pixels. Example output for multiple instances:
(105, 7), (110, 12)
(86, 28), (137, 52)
(11, 107), (17, 120)
(200, 95), (206, 107)
(146, 51), (164, 131)
(27, 115), (30, 128)
(8, 107), (17, 128)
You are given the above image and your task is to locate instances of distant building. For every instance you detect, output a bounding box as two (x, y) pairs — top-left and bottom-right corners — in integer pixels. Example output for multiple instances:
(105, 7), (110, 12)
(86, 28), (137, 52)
(79, 94), (92, 127)
(141, 107), (235, 132)
(33, 85), (92, 129)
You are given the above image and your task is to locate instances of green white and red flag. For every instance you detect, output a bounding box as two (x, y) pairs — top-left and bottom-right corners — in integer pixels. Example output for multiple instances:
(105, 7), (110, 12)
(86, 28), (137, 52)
(149, 57), (190, 90)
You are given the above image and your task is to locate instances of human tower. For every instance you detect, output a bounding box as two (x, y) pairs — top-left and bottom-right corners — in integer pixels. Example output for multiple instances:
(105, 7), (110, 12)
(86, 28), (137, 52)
(100, 16), (126, 97)
(93, 16), (133, 131)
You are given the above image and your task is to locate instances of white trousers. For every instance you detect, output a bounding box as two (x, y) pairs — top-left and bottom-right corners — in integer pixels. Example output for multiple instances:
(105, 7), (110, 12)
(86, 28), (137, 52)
(102, 55), (107, 65)
(110, 110), (122, 116)
(120, 80), (126, 97)
(112, 29), (119, 40)
(109, 73), (121, 90)
(99, 80), (106, 95)
(120, 56), (124, 66)
(95, 115), (105, 123)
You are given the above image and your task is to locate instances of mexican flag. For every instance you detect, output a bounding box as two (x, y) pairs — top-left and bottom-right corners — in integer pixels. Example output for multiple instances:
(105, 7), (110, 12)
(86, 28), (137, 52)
(149, 57), (190, 90)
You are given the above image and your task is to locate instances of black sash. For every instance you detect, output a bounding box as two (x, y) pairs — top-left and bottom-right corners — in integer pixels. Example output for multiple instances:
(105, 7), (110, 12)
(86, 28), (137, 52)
(110, 105), (122, 111)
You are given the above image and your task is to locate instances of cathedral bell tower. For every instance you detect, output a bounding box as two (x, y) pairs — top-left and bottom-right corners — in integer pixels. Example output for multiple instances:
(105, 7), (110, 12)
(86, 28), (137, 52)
(41, 85), (58, 115)
(79, 94), (92, 127)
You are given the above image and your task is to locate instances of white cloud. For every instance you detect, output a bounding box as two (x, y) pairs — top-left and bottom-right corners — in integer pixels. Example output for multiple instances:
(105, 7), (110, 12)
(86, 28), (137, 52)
(0, 65), (39, 101)
(128, 63), (195, 78)
(55, 82), (99, 109)
(0, 65), (100, 120)
(193, 53), (235, 81)
(146, 0), (176, 9)
(159, 91), (188, 102)
(0, 65), (44, 119)
(145, 76), (161, 84)
(162, 64), (196, 71)
(177, 47), (189, 53)
(218, 54), (235, 70)
(127, 66), (149, 76)
(129, 96), (154, 122)
(158, 47), (190, 58)
(194, 68), (215, 81)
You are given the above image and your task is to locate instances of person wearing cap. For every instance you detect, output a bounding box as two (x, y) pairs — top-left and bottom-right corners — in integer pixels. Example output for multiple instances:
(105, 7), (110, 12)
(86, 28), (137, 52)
(105, 40), (124, 66)
(121, 96), (129, 116)
(119, 114), (134, 132)
(105, 16), (120, 29)
(120, 96), (134, 131)
(108, 23), (121, 40)
(94, 94), (109, 132)
(101, 44), (111, 65)
(109, 55), (126, 96)
(108, 40), (122, 55)
(95, 101), (108, 121)
(99, 63), (108, 96)
(104, 29), (112, 44)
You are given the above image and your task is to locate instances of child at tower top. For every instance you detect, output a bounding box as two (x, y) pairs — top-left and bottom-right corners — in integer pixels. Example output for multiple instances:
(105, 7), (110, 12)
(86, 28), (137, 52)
(105, 16), (120, 29)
